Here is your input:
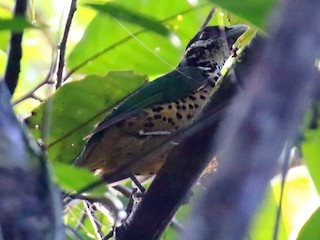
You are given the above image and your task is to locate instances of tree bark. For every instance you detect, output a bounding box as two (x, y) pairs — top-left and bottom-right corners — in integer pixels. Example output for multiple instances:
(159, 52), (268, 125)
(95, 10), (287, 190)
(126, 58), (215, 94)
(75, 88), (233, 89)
(182, 0), (320, 239)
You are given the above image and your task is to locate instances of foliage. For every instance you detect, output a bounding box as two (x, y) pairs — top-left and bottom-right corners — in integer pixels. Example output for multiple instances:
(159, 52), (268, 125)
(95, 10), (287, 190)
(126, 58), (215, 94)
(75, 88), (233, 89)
(27, 71), (147, 164)
(0, 17), (34, 31)
(1, 0), (319, 239)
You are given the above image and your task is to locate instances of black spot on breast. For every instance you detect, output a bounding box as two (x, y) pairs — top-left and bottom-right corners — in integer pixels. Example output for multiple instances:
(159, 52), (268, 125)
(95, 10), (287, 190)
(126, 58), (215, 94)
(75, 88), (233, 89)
(176, 112), (183, 119)
(152, 106), (164, 112)
(162, 116), (167, 121)
(181, 99), (186, 103)
(189, 95), (196, 101)
(147, 116), (152, 121)
(182, 105), (187, 110)
(187, 114), (193, 120)
(168, 104), (173, 109)
(194, 104), (199, 109)
(154, 114), (162, 119)
(168, 118), (173, 123)
(176, 104), (181, 110)
(200, 95), (206, 100)
(188, 104), (194, 109)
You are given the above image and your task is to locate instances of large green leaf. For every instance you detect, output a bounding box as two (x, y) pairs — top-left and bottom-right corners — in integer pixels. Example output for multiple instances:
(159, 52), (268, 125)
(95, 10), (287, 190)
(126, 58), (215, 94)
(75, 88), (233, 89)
(208, 0), (277, 29)
(302, 104), (320, 193)
(0, 17), (34, 31)
(250, 187), (287, 239)
(27, 71), (147, 164)
(52, 162), (107, 196)
(85, 2), (170, 36)
(297, 207), (320, 240)
(67, 1), (213, 77)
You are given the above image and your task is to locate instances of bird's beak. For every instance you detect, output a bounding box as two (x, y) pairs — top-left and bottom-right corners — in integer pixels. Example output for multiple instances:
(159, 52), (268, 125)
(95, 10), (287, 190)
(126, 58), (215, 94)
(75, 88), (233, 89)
(225, 24), (249, 47)
(226, 24), (250, 39)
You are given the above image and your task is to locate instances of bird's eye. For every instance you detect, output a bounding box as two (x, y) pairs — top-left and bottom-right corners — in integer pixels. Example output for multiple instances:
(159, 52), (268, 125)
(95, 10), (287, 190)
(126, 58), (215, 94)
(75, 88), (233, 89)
(199, 31), (209, 40)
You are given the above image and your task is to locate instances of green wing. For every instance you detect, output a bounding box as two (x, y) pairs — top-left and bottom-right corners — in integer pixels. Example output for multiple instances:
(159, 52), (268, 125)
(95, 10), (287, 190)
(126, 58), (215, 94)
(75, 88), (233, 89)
(91, 67), (208, 134)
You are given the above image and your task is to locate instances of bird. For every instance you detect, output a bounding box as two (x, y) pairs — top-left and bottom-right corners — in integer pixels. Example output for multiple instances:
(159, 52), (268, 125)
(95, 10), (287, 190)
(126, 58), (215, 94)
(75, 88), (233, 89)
(73, 24), (249, 183)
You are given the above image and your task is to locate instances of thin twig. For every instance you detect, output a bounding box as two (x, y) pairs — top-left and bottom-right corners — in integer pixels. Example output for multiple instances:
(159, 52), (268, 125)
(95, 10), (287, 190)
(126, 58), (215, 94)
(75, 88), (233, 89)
(272, 144), (291, 240)
(13, 80), (49, 105)
(4, 0), (27, 96)
(56, 0), (77, 88)
(13, 55), (57, 105)
(63, 4), (207, 81)
(65, 225), (86, 240)
(200, 7), (215, 30)
(84, 202), (103, 240)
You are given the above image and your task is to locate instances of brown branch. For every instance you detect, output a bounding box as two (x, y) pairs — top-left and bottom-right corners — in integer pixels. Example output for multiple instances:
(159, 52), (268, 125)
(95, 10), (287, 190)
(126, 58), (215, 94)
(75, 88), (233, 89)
(13, 72), (55, 105)
(0, 80), (63, 239)
(182, 0), (320, 239)
(12, 40), (58, 105)
(56, 0), (77, 88)
(4, 0), (27, 96)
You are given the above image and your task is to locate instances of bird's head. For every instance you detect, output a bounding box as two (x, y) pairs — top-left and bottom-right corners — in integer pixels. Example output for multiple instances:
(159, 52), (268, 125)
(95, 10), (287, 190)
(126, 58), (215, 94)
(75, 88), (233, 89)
(178, 24), (249, 71)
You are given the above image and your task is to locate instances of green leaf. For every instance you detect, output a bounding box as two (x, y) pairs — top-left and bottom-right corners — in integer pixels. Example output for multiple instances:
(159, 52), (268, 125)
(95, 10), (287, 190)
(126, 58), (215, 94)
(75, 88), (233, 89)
(67, 1), (212, 77)
(208, 0), (277, 29)
(297, 207), (320, 240)
(302, 104), (320, 193)
(85, 2), (170, 36)
(0, 49), (7, 75)
(27, 71), (147, 164)
(0, 17), (34, 32)
(250, 187), (287, 239)
(52, 162), (107, 196)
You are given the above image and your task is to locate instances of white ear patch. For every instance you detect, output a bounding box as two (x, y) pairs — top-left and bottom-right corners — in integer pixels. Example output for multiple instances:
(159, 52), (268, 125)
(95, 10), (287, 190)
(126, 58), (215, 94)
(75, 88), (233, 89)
(185, 39), (215, 55)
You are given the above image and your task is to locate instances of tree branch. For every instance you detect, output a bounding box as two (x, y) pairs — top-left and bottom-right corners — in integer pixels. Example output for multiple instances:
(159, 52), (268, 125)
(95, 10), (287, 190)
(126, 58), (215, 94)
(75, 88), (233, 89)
(0, 81), (63, 239)
(4, 0), (28, 96)
(56, 0), (77, 88)
(13, 55), (57, 105)
(182, 0), (320, 239)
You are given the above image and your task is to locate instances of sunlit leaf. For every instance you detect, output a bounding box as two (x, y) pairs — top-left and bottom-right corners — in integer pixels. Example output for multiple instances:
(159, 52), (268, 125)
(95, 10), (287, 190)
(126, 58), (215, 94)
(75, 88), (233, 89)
(302, 104), (320, 193)
(250, 187), (287, 239)
(208, 0), (277, 29)
(297, 207), (320, 240)
(27, 71), (147, 164)
(85, 2), (170, 36)
(272, 167), (319, 237)
(52, 162), (107, 196)
(67, 1), (212, 77)
(0, 49), (7, 75)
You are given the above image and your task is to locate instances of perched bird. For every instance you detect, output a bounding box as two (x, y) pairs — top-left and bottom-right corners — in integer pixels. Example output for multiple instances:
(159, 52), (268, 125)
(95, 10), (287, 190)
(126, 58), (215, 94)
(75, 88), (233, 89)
(74, 24), (248, 182)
